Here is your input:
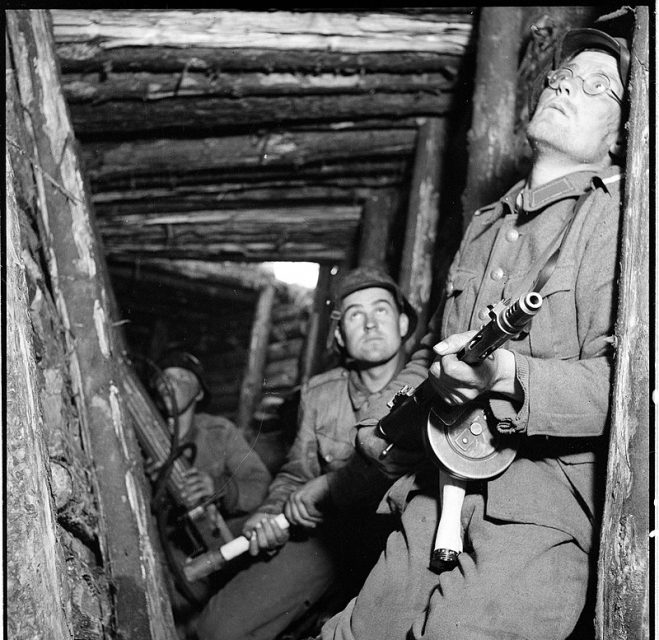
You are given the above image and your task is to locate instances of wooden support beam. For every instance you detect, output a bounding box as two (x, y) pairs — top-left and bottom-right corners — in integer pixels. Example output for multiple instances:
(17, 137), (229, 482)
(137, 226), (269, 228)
(57, 46), (465, 76)
(358, 188), (401, 269)
(238, 283), (277, 439)
(81, 129), (417, 184)
(91, 182), (397, 214)
(595, 7), (650, 640)
(6, 11), (176, 639)
(52, 10), (472, 54)
(399, 118), (447, 345)
(461, 7), (524, 225)
(98, 204), (362, 263)
(62, 70), (456, 103)
(6, 152), (72, 640)
(300, 265), (333, 383)
(67, 91), (455, 136)
(88, 159), (408, 194)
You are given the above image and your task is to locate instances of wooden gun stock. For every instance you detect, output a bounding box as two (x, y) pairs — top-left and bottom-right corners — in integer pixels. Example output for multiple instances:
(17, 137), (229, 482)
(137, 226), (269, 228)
(183, 514), (290, 582)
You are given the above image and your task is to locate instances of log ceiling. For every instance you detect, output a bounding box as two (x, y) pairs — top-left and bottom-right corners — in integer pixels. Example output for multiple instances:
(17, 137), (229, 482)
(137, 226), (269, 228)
(50, 9), (476, 407)
(52, 9), (476, 267)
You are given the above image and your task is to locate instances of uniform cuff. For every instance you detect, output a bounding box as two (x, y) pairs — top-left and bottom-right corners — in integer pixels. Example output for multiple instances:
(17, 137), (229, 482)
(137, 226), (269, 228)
(488, 353), (530, 434)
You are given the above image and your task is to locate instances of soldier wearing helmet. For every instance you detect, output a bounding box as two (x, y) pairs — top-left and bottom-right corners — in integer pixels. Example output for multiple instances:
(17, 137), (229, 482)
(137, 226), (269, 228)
(197, 267), (418, 640)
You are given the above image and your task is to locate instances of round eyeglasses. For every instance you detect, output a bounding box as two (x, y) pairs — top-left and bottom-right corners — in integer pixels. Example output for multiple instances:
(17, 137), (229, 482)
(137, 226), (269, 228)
(546, 67), (623, 105)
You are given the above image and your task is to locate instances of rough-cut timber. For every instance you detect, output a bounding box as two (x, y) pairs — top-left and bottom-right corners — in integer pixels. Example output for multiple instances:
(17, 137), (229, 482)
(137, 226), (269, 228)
(300, 265), (334, 382)
(399, 117), (446, 343)
(238, 283), (277, 438)
(6, 11), (176, 640)
(87, 158), (408, 194)
(52, 10), (472, 53)
(97, 204), (363, 263)
(461, 7), (524, 223)
(63, 70), (456, 103)
(81, 129), (416, 183)
(68, 91), (455, 136)
(595, 8), (650, 640)
(358, 188), (401, 269)
(6, 155), (72, 640)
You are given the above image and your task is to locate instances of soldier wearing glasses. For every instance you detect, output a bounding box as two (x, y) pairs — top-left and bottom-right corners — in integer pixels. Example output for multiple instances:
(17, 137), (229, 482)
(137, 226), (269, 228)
(320, 28), (630, 640)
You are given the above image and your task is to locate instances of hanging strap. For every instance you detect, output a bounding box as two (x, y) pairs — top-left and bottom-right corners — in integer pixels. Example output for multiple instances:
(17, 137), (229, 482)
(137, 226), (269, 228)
(514, 187), (594, 298)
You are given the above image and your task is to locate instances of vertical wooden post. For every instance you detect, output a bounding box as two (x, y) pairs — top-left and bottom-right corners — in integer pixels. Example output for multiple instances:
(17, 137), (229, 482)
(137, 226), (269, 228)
(6, 156), (73, 640)
(358, 189), (399, 269)
(461, 7), (524, 225)
(6, 11), (176, 639)
(238, 282), (276, 439)
(595, 7), (650, 640)
(399, 117), (446, 345)
(300, 264), (333, 383)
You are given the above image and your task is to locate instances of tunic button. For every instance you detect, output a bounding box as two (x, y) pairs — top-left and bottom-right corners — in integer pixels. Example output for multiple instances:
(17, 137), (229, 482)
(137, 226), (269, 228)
(325, 454), (333, 462)
(505, 229), (519, 242)
(490, 267), (504, 281)
(446, 280), (454, 295)
(478, 308), (489, 321)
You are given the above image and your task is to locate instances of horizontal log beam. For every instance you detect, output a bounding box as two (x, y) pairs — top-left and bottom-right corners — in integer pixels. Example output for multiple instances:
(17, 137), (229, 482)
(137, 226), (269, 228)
(88, 159), (409, 193)
(115, 258), (276, 291)
(100, 204), (361, 228)
(58, 46), (466, 75)
(52, 10), (472, 54)
(68, 91), (453, 136)
(106, 243), (350, 264)
(93, 186), (374, 217)
(63, 70), (456, 103)
(81, 129), (417, 182)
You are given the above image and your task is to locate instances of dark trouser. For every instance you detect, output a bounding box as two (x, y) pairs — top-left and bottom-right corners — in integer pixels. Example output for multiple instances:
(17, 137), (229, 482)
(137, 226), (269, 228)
(322, 492), (589, 640)
(197, 514), (394, 640)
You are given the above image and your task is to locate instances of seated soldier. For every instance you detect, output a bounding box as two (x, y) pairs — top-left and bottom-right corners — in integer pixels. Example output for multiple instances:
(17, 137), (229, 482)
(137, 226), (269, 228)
(153, 350), (272, 537)
(195, 267), (419, 640)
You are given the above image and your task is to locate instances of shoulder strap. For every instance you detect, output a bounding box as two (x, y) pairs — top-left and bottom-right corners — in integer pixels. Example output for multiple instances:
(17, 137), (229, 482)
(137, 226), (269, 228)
(527, 187), (594, 295)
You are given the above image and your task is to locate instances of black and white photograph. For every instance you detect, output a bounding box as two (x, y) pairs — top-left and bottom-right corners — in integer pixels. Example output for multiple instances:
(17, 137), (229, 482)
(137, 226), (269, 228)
(4, 7), (653, 640)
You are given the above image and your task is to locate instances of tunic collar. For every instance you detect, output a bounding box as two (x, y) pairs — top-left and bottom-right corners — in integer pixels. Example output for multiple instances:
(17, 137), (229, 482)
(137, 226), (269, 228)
(497, 165), (622, 217)
(347, 350), (406, 411)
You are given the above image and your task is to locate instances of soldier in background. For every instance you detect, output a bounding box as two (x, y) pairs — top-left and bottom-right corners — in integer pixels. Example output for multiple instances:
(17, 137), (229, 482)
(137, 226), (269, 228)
(196, 267), (418, 640)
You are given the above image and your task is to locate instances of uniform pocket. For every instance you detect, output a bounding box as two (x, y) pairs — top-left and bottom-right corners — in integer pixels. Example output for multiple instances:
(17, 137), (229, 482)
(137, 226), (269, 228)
(316, 427), (354, 470)
(527, 264), (580, 359)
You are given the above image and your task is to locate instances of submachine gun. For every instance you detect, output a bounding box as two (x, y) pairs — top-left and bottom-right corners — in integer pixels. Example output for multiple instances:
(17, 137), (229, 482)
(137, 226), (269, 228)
(376, 291), (543, 572)
(377, 291), (543, 481)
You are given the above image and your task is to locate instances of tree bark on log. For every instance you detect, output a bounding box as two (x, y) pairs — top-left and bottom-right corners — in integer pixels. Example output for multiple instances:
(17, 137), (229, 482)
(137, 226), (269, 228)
(358, 188), (401, 269)
(595, 7), (650, 640)
(63, 70), (456, 103)
(461, 7), (524, 224)
(238, 283), (277, 439)
(93, 185), (383, 215)
(81, 129), (416, 183)
(51, 9), (472, 54)
(56, 46), (466, 76)
(7, 11), (176, 639)
(98, 205), (362, 263)
(6, 154), (72, 640)
(68, 91), (455, 136)
(399, 117), (446, 345)
(300, 265), (334, 382)
(88, 159), (409, 193)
